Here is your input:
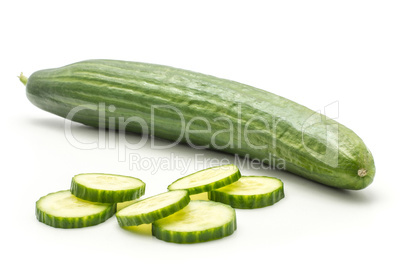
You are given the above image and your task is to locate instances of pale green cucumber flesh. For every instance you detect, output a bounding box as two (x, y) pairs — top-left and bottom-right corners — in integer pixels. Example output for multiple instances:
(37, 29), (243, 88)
(35, 190), (116, 228)
(152, 200), (236, 243)
(116, 190), (190, 226)
(167, 164), (241, 195)
(70, 173), (145, 203)
(208, 176), (284, 209)
(25, 59), (375, 189)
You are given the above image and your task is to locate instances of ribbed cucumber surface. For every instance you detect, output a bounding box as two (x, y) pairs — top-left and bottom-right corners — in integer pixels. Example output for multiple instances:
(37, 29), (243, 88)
(209, 176), (284, 209)
(116, 190), (190, 226)
(71, 173), (145, 203)
(36, 190), (116, 228)
(22, 59), (375, 189)
(152, 200), (236, 243)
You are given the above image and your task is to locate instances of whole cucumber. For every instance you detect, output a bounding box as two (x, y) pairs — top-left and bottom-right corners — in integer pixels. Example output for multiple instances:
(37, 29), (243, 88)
(20, 60), (375, 189)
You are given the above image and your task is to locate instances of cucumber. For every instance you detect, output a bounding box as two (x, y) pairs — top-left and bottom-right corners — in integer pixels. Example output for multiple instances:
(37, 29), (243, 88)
(208, 176), (284, 209)
(35, 190), (116, 228)
(152, 200), (236, 243)
(71, 173), (145, 203)
(116, 190), (190, 226)
(20, 59), (375, 189)
(167, 164), (241, 195)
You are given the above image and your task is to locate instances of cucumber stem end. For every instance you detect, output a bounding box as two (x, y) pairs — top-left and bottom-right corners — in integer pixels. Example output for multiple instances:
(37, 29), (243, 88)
(18, 72), (28, 86)
(358, 168), (367, 177)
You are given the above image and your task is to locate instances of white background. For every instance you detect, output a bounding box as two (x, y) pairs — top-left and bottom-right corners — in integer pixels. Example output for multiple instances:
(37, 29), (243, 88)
(1, 1), (401, 269)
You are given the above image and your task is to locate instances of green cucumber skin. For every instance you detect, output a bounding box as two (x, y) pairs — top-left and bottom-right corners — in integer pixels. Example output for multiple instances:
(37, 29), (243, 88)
(35, 191), (116, 229)
(25, 60), (375, 190)
(70, 175), (146, 203)
(152, 218), (236, 244)
(208, 186), (285, 209)
(116, 191), (190, 226)
(36, 205), (116, 228)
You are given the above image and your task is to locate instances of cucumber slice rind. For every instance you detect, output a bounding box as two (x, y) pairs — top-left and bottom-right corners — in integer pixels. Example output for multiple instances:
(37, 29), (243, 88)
(152, 200), (237, 244)
(116, 190), (190, 226)
(208, 176), (285, 209)
(35, 190), (116, 229)
(167, 164), (241, 195)
(71, 173), (146, 203)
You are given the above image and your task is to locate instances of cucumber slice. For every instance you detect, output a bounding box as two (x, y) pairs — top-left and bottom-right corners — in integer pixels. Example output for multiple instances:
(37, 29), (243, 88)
(167, 164), (241, 195)
(71, 173), (145, 203)
(208, 176), (284, 209)
(152, 200), (236, 243)
(36, 190), (116, 228)
(116, 190), (190, 226)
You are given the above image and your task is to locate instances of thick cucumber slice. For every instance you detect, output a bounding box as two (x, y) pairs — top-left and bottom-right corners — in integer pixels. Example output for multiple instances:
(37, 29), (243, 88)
(116, 190), (190, 226)
(71, 173), (145, 203)
(36, 190), (116, 228)
(208, 176), (284, 209)
(168, 164), (241, 195)
(152, 200), (236, 243)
